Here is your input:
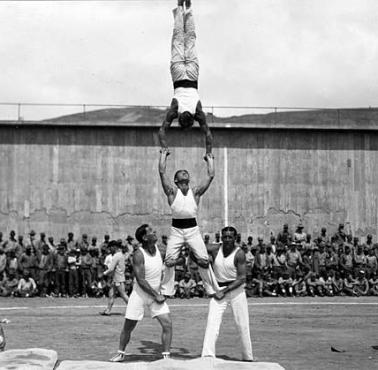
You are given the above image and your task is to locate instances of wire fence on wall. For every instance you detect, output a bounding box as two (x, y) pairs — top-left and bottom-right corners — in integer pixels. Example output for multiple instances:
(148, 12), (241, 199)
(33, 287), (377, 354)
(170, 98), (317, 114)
(0, 102), (377, 125)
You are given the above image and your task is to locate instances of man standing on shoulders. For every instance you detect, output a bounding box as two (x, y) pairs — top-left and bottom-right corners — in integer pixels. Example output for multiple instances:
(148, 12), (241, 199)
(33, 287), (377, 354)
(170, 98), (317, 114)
(201, 226), (254, 362)
(109, 224), (172, 362)
(158, 148), (218, 297)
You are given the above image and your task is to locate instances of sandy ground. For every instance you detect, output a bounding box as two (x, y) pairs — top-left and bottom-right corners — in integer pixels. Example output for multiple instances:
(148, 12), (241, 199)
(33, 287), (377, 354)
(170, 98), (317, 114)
(1, 296), (377, 370)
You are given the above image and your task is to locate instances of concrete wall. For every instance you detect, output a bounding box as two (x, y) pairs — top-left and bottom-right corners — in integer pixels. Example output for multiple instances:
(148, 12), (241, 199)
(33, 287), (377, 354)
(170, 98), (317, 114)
(0, 123), (377, 241)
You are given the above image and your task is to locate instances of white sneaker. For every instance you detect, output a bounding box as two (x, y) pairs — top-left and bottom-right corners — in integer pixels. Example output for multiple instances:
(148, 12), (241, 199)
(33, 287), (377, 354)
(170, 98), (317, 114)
(162, 351), (171, 359)
(109, 351), (126, 362)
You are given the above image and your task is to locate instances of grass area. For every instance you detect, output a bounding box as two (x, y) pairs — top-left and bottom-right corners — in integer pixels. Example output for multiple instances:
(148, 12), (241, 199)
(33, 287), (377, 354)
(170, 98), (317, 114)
(1, 296), (378, 370)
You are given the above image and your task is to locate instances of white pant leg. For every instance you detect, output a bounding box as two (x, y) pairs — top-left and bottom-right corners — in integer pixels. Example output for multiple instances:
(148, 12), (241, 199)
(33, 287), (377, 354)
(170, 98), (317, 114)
(201, 297), (228, 358)
(230, 287), (254, 361)
(183, 9), (199, 81)
(186, 227), (219, 295)
(171, 7), (187, 82)
(161, 227), (185, 296)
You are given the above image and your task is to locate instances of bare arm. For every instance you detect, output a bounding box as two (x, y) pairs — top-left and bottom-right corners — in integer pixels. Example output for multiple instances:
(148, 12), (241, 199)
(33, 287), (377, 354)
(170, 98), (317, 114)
(103, 253), (118, 276)
(195, 101), (213, 154)
(158, 100), (178, 150)
(158, 148), (176, 203)
(192, 153), (215, 200)
(133, 249), (165, 302)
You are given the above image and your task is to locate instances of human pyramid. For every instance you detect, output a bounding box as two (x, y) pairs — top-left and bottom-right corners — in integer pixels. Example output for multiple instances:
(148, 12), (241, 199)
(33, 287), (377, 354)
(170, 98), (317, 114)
(109, 0), (254, 363)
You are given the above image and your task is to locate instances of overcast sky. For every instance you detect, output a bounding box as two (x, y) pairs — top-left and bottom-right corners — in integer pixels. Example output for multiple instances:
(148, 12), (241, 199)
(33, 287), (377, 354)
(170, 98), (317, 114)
(1, 0), (377, 118)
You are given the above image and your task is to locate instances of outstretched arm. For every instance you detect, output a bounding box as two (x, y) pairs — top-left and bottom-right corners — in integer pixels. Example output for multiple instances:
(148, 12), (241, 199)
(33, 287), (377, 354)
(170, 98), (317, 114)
(192, 153), (215, 200)
(195, 101), (213, 154)
(159, 148), (176, 201)
(159, 99), (178, 150)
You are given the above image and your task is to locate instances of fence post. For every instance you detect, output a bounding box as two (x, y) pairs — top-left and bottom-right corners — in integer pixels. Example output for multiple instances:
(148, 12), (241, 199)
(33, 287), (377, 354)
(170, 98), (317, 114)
(274, 107), (277, 125)
(83, 104), (86, 120)
(17, 103), (21, 121)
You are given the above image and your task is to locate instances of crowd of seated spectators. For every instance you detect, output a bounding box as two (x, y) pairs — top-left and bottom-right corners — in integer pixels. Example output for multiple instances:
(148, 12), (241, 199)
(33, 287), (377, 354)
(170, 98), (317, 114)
(0, 223), (377, 299)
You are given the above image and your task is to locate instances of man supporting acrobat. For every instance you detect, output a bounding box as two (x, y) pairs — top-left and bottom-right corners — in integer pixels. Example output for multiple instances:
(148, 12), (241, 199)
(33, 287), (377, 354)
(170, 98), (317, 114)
(159, 0), (213, 154)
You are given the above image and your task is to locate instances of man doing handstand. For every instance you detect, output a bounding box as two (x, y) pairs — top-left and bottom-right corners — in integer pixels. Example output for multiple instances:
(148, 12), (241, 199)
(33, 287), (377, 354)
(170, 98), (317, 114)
(159, 0), (213, 154)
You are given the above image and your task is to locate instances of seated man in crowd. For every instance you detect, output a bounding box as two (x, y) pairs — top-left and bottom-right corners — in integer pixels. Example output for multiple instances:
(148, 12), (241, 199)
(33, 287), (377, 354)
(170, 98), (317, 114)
(0, 269), (19, 297)
(343, 273), (359, 296)
(368, 272), (378, 296)
(354, 270), (369, 296)
(178, 272), (196, 298)
(16, 271), (37, 297)
(262, 271), (278, 297)
(293, 271), (307, 297)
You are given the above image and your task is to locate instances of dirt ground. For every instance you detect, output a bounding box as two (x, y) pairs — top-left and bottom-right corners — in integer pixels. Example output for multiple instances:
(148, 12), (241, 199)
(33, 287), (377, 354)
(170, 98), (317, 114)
(1, 296), (377, 370)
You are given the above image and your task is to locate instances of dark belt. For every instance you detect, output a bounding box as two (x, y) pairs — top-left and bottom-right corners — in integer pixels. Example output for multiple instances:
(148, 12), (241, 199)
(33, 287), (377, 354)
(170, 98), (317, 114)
(172, 218), (197, 229)
(218, 281), (235, 287)
(173, 79), (198, 89)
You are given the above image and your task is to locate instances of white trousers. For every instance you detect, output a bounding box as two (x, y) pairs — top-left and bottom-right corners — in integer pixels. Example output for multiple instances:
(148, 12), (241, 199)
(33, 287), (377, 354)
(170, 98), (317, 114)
(170, 7), (199, 82)
(161, 226), (219, 296)
(202, 285), (253, 361)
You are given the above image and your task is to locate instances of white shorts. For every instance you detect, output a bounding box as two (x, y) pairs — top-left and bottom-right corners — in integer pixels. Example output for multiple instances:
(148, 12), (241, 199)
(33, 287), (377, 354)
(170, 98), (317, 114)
(125, 288), (170, 321)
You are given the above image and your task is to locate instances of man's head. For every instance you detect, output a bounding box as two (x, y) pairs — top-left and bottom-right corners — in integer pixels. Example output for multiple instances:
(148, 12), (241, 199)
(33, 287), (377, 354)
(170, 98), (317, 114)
(29, 230), (36, 239)
(135, 224), (157, 246)
(221, 226), (237, 247)
(174, 170), (190, 189)
(283, 223), (288, 231)
(108, 240), (120, 254)
(178, 111), (194, 129)
(10, 230), (15, 238)
(23, 271), (31, 281)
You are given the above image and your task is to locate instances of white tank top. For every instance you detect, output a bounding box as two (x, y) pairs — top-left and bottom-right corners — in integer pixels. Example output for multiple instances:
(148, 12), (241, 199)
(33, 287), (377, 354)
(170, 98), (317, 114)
(174, 87), (199, 115)
(213, 246), (239, 283)
(135, 246), (162, 292)
(171, 188), (198, 219)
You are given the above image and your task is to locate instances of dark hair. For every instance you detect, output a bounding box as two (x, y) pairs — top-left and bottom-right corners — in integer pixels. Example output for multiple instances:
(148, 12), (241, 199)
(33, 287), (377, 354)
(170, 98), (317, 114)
(174, 169), (189, 183)
(221, 226), (238, 237)
(178, 111), (194, 128)
(108, 240), (120, 249)
(135, 224), (149, 243)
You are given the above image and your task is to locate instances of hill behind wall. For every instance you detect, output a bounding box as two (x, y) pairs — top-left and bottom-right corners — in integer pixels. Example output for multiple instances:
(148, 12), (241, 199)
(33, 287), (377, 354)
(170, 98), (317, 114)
(43, 106), (378, 129)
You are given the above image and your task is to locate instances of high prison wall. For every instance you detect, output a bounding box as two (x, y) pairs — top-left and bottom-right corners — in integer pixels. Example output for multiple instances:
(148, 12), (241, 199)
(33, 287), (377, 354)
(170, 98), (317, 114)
(0, 114), (377, 240)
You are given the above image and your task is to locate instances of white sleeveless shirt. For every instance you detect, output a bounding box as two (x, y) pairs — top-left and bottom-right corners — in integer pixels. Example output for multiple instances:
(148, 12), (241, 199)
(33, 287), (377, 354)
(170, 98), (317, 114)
(171, 188), (198, 219)
(174, 87), (199, 115)
(213, 246), (239, 283)
(134, 246), (162, 292)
